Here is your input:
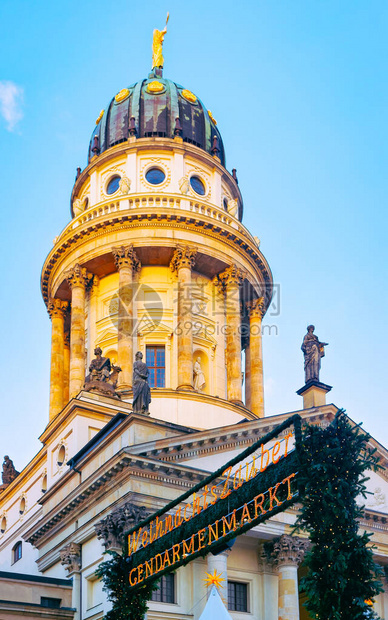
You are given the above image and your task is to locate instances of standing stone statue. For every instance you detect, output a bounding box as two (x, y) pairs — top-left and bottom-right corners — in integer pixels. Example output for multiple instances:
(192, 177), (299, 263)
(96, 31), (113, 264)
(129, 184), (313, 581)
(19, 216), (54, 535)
(2, 456), (19, 485)
(132, 352), (151, 414)
(301, 325), (328, 383)
(193, 357), (206, 392)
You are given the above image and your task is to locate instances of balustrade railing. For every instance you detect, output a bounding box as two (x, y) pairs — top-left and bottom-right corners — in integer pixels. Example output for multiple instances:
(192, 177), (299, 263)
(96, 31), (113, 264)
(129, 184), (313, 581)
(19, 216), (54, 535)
(55, 194), (258, 248)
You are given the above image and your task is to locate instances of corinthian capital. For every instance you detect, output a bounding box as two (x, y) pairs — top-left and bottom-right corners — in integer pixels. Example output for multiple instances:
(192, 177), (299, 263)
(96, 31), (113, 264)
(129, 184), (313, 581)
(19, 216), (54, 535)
(246, 297), (265, 319)
(94, 500), (149, 552)
(112, 245), (141, 272)
(65, 264), (92, 289)
(60, 542), (81, 575)
(47, 298), (69, 319)
(216, 264), (246, 289)
(263, 534), (309, 569)
(170, 245), (197, 272)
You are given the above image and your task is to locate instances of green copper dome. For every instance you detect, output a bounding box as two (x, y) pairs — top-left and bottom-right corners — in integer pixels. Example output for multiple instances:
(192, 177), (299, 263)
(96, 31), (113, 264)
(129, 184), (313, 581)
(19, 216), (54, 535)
(88, 73), (225, 166)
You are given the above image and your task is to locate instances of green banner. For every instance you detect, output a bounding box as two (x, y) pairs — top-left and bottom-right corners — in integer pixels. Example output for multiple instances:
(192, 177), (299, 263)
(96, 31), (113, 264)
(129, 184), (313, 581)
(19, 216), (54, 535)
(125, 414), (302, 592)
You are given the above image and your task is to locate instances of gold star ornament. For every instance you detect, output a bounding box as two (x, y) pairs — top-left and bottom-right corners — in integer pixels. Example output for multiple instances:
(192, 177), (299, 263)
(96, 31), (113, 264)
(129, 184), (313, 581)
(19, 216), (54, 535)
(203, 570), (226, 589)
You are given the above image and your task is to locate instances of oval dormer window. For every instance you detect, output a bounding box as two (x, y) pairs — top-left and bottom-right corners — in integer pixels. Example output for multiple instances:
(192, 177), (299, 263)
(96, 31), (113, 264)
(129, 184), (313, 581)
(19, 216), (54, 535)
(57, 445), (66, 466)
(19, 497), (25, 515)
(190, 175), (206, 196)
(145, 167), (165, 185)
(106, 175), (121, 195)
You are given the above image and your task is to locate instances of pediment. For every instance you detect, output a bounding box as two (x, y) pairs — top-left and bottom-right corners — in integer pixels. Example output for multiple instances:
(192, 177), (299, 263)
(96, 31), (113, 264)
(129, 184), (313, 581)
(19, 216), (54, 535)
(97, 328), (118, 343)
(137, 320), (172, 337)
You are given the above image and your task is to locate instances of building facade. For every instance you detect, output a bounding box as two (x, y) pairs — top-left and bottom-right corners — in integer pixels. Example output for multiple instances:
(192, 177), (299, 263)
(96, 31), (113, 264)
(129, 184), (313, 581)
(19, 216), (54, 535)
(1, 48), (388, 620)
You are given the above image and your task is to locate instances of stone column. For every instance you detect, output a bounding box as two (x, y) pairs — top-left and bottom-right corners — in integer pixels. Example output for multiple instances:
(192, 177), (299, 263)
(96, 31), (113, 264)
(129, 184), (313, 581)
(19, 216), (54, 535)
(258, 545), (278, 620)
(383, 575), (388, 619)
(87, 275), (99, 367)
(63, 332), (70, 404)
(170, 245), (197, 390)
(247, 297), (265, 417)
(66, 265), (92, 399)
(207, 551), (230, 606)
(60, 543), (81, 620)
(47, 298), (69, 420)
(218, 265), (245, 403)
(264, 534), (309, 620)
(245, 344), (251, 410)
(112, 246), (140, 391)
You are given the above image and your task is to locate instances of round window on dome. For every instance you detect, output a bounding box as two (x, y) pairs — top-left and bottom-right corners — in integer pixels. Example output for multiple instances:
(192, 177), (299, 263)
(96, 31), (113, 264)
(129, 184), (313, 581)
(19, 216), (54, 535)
(190, 175), (206, 196)
(106, 175), (121, 195)
(145, 167), (166, 185)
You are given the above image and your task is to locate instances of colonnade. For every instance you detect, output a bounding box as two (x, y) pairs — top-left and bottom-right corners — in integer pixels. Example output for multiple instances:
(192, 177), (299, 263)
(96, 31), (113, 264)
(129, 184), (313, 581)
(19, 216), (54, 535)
(204, 535), (308, 619)
(47, 245), (266, 420)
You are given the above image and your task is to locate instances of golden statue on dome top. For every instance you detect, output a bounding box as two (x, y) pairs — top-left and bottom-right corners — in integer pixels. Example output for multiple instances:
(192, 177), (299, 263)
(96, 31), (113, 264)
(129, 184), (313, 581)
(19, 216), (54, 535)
(152, 12), (169, 69)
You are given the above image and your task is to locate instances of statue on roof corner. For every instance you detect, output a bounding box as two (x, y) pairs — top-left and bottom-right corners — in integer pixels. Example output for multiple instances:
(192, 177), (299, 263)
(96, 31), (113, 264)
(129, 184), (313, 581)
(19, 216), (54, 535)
(132, 351), (151, 414)
(84, 346), (122, 398)
(2, 456), (19, 485)
(152, 12), (169, 69)
(301, 325), (328, 383)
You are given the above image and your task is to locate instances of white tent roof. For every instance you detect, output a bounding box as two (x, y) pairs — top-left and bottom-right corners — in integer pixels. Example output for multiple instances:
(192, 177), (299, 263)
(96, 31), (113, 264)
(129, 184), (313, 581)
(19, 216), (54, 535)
(199, 586), (233, 620)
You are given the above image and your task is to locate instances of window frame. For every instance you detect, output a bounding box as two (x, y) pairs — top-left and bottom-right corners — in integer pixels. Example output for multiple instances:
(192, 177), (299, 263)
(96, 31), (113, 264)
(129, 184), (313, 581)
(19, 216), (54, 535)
(12, 541), (22, 564)
(146, 345), (166, 388)
(151, 573), (175, 604)
(227, 580), (249, 613)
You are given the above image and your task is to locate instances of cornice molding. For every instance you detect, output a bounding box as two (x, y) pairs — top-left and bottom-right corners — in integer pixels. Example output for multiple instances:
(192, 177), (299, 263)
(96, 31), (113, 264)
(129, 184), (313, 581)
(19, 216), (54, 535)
(41, 206), (272, 308)
(134, 409), (335, 463)
(23, 452), (209, 548)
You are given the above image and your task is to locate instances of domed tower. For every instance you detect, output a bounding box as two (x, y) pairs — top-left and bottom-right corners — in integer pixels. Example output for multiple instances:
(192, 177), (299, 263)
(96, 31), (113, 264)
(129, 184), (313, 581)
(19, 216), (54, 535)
(41, 35), (272, 430)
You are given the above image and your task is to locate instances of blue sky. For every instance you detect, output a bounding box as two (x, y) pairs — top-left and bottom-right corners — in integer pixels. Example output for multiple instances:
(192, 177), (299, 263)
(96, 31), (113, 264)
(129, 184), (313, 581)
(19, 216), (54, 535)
(0, 0), (387, 468)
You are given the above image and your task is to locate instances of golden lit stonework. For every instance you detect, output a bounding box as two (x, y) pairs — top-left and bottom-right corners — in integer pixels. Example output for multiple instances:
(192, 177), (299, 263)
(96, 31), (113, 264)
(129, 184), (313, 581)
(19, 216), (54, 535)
(115, 88), (130, 103)
(95, 109), (104, 125)
(182, 89), (197, 103)
(203, 570), (226, 589)
(208, 110), (217, 125)
(147, 80), (164, 93)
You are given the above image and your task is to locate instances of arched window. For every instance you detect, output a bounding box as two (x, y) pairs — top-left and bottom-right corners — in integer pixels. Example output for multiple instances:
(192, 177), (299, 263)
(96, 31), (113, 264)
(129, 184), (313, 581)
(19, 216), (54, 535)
(12, 541), (22, 563)
(0, 515), (6, 533)
(41, 475), (47, 493)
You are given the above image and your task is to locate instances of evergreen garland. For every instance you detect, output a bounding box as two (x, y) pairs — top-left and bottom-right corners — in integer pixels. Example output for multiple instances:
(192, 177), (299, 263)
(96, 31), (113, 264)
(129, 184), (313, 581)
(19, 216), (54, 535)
(295, 410), (384, 619)
(95, 550), (159, 620)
